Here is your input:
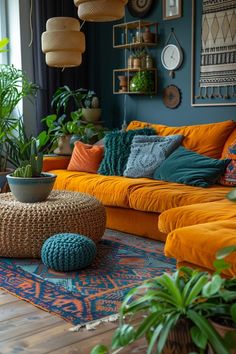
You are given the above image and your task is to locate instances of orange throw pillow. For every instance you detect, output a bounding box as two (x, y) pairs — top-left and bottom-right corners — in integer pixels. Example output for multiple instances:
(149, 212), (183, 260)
(67, 141), (104, 173)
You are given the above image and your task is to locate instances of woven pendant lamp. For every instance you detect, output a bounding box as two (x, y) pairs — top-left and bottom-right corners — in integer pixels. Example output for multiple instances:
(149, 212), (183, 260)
(74, 0), (128, 22)
(41, 17), (86, 68)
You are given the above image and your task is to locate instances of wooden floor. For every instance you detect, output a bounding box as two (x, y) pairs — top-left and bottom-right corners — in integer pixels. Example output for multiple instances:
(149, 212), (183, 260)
(0, 289), (146, 353)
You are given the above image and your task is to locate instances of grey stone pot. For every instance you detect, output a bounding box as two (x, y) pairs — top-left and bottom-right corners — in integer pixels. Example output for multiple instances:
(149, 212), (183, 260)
(7, 172), (56, 203)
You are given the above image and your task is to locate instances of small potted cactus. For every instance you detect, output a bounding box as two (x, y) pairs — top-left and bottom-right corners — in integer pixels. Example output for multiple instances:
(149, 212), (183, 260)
(7, 139), (56, 203)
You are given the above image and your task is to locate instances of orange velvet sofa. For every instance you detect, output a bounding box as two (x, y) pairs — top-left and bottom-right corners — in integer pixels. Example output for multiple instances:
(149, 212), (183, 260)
(43, 119), (236, 275)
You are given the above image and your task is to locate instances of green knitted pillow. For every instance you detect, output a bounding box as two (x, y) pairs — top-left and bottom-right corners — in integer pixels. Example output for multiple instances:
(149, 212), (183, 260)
(98, 128), (156, 176)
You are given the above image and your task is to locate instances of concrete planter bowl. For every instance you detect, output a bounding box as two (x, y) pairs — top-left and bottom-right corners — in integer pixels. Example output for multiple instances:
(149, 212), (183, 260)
(7, 172), (57, 203)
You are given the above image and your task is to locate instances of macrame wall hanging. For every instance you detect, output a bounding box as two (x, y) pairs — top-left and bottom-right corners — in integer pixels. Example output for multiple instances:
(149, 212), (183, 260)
(196, 0), (236, 100)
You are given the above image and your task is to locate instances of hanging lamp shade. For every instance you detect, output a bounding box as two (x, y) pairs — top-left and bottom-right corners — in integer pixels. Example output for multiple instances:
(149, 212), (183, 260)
(41, 17), (85, 68)
(74, 0), (128, 22)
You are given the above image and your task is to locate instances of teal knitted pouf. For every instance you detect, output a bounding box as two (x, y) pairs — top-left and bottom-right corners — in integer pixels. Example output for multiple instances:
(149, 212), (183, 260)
(41, 233), (97, 272)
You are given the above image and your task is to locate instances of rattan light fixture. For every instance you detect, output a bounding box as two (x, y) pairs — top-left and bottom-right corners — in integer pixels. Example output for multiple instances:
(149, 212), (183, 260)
(74, 0), (128, 22)
(41, 17), (85, 68)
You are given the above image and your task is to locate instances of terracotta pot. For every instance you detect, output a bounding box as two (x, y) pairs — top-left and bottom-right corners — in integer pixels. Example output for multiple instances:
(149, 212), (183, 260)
(208, 321), (236, 354)
(162, 319), (198, 354)
(133, 58), (141, 69)
(142, 27), (155, 43)
(54, 135), (73, 155)
(118, 75), (128, 92)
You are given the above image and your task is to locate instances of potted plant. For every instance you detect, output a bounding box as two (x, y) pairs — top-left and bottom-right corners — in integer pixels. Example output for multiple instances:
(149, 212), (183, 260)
(132, 49), (146, 69)
(42, 111), (105, 155)
(43, 86), (104, 154)
(7, 137), (56, 203)
(51, 86), (101, 123)
(0, 45), (38, 188)
(130, 70), (154, 93)
(91, 246), (236, 354)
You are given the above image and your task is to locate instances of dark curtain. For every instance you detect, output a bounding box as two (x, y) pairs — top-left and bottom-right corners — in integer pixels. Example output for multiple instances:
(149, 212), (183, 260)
(32, 0), (98, 133)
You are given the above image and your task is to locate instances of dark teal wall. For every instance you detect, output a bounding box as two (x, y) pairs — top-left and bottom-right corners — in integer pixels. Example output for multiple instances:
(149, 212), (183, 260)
(96, 0), (236, 128)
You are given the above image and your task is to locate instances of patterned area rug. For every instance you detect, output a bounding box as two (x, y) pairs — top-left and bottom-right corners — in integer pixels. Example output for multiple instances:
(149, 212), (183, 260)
(0, 230), (175, 326)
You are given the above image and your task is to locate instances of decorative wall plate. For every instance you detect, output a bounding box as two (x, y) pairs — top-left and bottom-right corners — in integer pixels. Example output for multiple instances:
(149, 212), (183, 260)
(127, 0), (154, 18)
(163, 85), (181, 109)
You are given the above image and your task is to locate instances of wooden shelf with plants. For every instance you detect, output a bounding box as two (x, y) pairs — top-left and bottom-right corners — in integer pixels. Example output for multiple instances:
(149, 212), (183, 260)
(113, 68), (157, 95)
(113, 20), (158, 95)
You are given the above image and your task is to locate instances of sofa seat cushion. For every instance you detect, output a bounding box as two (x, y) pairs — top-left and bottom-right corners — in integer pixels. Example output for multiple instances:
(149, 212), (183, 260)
(128, 181), (230, 213)
(51, 169), (152, 208)
(158, 199), (235, 233)
(127, 120), (236, 158)
(164, 220), (236, 277)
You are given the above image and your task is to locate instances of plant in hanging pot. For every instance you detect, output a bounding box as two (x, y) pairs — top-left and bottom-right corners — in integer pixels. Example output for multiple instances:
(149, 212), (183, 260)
(7, 138), (56, 203)
(91, 246), (236, 354)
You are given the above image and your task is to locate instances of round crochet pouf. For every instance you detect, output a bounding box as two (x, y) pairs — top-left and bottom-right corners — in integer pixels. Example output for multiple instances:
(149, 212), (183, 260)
(41, 233), (97, 271)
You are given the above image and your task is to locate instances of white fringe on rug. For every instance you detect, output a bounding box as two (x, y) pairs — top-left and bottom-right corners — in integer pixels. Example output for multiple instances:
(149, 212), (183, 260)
(69, 314), (120, 332)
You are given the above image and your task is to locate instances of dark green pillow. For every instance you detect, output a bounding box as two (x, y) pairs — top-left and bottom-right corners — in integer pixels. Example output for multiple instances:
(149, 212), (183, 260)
(153, 146), (229, 188)
(98, 128), (156, 176)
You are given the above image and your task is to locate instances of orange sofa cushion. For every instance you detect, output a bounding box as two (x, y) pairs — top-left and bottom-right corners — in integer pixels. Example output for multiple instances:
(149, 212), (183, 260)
(158, 198), (235, 234)
(127, 120), (236, 158)
(128, 181), (230, 213)
(51, 170), (154, 208)
(67, 141), (104, 173)
(43, 155), (70, 172)
(164, 220), (236, 277)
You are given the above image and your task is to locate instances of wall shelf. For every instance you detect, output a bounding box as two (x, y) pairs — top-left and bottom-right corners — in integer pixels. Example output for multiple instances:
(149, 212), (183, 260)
(113, 20), (158, 96)
(113, 68), (157, 95)
(113, 20), (158, 48)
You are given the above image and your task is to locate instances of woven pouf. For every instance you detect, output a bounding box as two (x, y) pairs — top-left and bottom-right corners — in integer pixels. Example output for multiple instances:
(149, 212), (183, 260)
(0, 191), (106, 258)
(41, 233), (97, 271)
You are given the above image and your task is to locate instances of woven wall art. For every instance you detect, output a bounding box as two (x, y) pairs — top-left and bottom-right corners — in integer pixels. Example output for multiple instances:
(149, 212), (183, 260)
(198, 0), (236, 99)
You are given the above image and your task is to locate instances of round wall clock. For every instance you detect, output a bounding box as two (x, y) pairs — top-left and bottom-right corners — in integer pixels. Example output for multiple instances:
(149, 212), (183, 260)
(127, 0), (154, 18)
(161, 44), (183, 71)
(163, 85), (181, 109)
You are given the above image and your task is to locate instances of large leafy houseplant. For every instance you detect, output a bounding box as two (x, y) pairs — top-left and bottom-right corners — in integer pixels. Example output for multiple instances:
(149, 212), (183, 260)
(42, 86), (104, 154)
(0, 62), (38, 171)
(91, 246), (236, 354)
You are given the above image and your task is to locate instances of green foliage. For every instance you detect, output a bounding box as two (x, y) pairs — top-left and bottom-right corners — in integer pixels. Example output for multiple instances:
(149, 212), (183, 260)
(91, 246), (236, 354)
(42, 103), (105, 153)
(51, 86), (99, 113)
(130, 71), (154, 93)
(0, 60), (38, 171)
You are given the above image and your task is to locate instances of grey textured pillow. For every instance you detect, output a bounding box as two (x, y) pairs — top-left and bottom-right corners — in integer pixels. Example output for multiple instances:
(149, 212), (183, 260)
(123, 134), (184, 178)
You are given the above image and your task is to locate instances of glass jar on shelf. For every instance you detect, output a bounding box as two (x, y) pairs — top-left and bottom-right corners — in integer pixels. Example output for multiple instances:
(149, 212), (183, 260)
(145, 54), (153, 69)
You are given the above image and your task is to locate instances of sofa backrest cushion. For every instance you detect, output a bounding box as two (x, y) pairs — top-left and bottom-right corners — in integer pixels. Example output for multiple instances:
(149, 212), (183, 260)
(67, 141), (104, 174)
(153, 146), (229, 188)
(127, 120), (236, 159)
(123, 134), (183, 178)
(98, 128), (156, 176)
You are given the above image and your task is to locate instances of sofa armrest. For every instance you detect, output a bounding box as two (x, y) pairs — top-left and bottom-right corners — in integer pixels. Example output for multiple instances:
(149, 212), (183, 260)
(43, 155), (71, 172)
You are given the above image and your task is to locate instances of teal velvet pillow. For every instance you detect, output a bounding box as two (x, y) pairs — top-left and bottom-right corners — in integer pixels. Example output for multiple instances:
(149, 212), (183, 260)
(123, 134), (183, 178)
(98, 128), (156, 176)
(153, 146), (229, 187)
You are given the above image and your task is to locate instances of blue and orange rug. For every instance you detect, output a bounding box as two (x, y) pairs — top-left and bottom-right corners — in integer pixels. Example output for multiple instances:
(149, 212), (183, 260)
(0, 230), (175, 326)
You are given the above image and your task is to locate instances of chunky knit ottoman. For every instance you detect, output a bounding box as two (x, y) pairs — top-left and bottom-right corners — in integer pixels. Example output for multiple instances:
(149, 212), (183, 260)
(41, 233), (97, 271)
(0, 191), (106, 258)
